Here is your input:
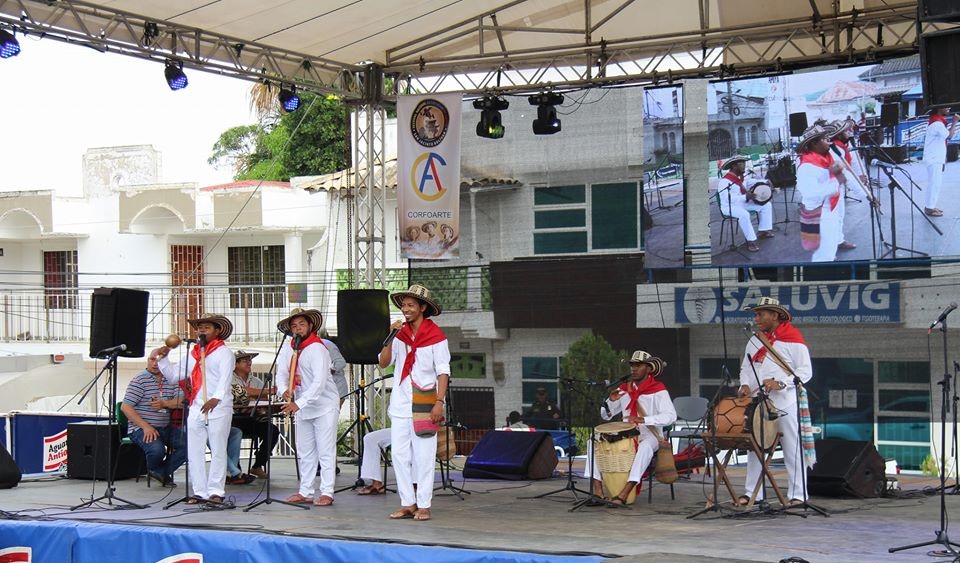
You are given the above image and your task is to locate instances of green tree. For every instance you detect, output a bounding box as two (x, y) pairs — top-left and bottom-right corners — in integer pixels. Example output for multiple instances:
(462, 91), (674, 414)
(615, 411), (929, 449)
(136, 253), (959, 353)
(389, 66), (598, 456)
(560, 333), (629, 428)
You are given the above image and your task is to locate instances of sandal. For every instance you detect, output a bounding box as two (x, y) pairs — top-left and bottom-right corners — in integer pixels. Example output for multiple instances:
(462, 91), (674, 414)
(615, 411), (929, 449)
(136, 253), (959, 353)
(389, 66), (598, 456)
(925, 207), (944, 217)
(735, 495), (751, 507)
(285, 493), (313, 504)
(206, 495), (224, 504)
(314, 495), (334, 506)
(788, 498), (805, 507)
(609, 496), (627, 505)
(357, 484), (385, 496)
(413, 508), (432, 521)
(185, 495), (205, 505)
(389, 505), (417, 519)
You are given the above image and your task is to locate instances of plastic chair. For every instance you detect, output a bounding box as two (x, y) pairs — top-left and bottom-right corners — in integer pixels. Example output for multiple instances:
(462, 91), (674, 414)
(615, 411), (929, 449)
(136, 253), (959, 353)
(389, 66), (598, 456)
(712, 191), (758, 248)
(670, 396), (710, 450)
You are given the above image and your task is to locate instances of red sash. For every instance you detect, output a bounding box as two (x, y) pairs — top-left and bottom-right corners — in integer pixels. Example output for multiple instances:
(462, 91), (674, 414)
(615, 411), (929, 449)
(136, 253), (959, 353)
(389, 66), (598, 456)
(832, 138), (852, 165)
(396, 319), (446, 383)
(722, 172), (747, 195)
(188, 338), (225, 403)
(929, 113), (948, 127)
(751, 321), (806, 364)
(289, 333), (322, 388)
(618, 376), (667, 417)
(800, 151), (841, 211)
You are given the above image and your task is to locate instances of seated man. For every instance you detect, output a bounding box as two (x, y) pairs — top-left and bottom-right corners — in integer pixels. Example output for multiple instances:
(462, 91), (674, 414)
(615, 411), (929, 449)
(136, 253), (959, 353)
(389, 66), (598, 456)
(230, 349), (279, 479)
(356, 427), (392, 495)
(584, 350), (676, 504)
(523, 387), (563, 429)
(716, 155), (775, 253)
(505, 411), (530, 429)
(121, 352), (187, 487)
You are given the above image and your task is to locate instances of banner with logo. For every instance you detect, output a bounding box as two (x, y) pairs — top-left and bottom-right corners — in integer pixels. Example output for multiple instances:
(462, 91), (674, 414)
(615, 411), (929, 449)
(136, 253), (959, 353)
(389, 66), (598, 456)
(397, 93), (462, 259)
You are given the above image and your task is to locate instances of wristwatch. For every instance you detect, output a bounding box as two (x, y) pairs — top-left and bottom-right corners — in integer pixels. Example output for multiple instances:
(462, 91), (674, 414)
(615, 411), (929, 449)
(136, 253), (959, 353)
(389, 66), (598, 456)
(777, 380), (786, 390)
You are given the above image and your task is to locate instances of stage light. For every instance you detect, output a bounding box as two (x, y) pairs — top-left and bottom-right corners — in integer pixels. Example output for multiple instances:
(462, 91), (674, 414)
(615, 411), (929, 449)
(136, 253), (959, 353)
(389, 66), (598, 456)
(279, 85), (300, 112)
(473, 96), (509, 139)
(528, 92), (564, 135)
(164, 59), (188, 90)
(0, 29), (20, 59)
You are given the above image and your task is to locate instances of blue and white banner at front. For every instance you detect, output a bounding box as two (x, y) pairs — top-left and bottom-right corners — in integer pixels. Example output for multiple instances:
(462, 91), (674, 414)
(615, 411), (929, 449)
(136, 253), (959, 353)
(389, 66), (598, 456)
(397, 92), (462, 259)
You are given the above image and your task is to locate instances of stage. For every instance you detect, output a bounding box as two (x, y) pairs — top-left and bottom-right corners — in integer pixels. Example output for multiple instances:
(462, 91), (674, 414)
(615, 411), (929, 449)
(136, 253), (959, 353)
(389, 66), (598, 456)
(0, 457), (953, 563)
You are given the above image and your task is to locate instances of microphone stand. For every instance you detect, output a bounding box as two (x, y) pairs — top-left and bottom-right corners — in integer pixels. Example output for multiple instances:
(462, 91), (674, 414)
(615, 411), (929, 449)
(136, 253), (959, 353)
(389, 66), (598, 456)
(435, 378), (471, 499)
(335, 370), (388, 493)
(570, 377), (631, 511)
(245, 333), (308, 512)
(165, 339), (197, 509)
(873, 164), (942, 259)
(718, 181), (749, 260)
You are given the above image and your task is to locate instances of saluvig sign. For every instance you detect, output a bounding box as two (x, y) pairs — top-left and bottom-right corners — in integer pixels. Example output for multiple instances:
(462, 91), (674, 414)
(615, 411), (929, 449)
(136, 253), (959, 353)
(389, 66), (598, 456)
(674, 282), (901, 325)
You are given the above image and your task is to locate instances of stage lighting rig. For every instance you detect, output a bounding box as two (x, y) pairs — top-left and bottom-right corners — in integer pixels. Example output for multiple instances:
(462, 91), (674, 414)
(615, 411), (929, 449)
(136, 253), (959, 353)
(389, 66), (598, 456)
(528, 92), (564, 135)
(473, 95), (509, 139)
(164, 59), (188, 90)
(0, 29), (21, 59)
(279, 84), (301, 112)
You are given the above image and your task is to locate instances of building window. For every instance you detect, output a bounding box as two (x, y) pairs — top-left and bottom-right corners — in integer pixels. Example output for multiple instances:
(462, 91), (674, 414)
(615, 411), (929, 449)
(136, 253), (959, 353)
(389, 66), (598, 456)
(750, 125), (759, 145)
(521, 356), (561, 407)
(450, 353), (486, 379)
(876, 360), (930, 471)
(737, 126), (746, 147)
(669, 132), (677, 153)
(43, 250), (78, 310)
(228, 245), (285, 309)
(533, 183), (639, 255)
(661, 132), (668, 151)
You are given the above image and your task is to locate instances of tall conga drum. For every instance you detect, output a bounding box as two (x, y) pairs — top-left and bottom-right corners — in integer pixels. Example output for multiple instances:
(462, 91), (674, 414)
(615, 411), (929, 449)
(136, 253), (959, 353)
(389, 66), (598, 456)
(594, 422), (640, 504)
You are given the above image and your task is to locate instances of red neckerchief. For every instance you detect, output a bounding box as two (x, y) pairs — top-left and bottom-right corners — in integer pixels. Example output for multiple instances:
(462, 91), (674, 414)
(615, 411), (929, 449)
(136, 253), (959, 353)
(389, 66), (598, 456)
(618, 375), (667, 417)
(188, 338), (225, 403)
(832, 138), (852, 165)
(289, 333), (321, 388)
(751, 321), (806, 364)
(800, 151), (841, 211)
(722, 171), (747, 195)
(396, 319), (446, 383)
(929, 114), (948, 126)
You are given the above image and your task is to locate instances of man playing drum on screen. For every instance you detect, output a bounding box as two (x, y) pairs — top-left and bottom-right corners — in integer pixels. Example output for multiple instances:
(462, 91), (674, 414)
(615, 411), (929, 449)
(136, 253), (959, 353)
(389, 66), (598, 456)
(716, 155), (776, 253)
(738, 296), (814, 507)
(585, 350), (676, 505)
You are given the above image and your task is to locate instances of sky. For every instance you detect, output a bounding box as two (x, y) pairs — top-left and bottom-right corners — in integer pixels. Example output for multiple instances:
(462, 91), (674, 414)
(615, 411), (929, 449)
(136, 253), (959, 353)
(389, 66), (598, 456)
(0, 36), (256, 195)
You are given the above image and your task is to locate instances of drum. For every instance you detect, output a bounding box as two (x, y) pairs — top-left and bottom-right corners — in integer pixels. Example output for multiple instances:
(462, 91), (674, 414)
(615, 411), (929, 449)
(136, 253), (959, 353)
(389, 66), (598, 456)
(712, 397), (778, 451)
(748, 181), (773, 205)
(594, 422), (640, 504)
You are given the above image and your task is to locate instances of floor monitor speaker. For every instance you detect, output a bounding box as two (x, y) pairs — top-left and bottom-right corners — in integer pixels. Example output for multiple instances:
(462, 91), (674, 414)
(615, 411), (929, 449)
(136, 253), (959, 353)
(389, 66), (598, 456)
(66, 422), (143, 481)
(463, 431), (558, 480)
(808, 439), (886, 498)
(336, 289), (390, 365)
(89, 288), (149, 358)
(0, 441), (21, 489)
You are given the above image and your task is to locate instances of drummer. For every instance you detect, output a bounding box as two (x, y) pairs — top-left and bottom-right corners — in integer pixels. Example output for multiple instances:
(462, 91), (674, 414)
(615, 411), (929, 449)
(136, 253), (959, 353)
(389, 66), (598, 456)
(716, 155), (775, 252)
(586, 350), (677, 504)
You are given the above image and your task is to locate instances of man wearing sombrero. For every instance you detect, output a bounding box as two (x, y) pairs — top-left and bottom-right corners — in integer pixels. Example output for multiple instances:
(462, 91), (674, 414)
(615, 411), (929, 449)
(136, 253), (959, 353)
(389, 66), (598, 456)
(230, 349), (279, 480)
(155, 313), (236, 505)
(586, 350), (676, 504)
(827, 119), (878, 252)
(275, 308), (338, 507)
(717, 154), (775, 252)
(738, 296), (814, 507)
(923, 107), (958, 217)
(796, 123), (847, 262)
(379, 284), (450, 521)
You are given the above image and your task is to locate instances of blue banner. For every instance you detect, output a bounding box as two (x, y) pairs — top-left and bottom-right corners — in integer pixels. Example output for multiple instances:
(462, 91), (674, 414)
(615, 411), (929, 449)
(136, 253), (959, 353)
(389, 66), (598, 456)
(675, 282), (901, 325)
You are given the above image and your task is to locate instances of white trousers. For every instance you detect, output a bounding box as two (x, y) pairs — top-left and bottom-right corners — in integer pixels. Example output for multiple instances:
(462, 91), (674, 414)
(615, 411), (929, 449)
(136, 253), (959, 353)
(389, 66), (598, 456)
(360, 428), (393, 481)
(811, 204), (842, 262)
(744, 401), (807, 501)
(391, 417), (437, 508)
(926, 162), (944, 209)
(720, 201), (773, 242)
(583, 432), (658, 484)
(187, 414), (231, 499)
(295, 408), (338, 498)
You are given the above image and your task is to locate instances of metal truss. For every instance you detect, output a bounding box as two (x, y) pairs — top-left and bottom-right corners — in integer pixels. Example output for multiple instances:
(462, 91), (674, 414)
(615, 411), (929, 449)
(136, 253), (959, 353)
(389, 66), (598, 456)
(389, 1), (926, 95)
(0, 0), (361, 97)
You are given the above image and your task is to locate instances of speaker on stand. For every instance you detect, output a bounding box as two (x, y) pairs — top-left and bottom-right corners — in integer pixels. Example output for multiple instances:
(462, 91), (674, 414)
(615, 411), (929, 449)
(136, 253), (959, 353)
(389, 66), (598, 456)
(89, 287), (149, 358)
(789, 112), (809, 137)
(336, 289), (390, 365)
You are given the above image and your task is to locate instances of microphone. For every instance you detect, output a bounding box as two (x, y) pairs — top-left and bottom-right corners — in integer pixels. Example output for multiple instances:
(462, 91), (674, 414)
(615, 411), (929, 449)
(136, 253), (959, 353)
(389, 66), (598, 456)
(928, 302), (959, 334)
(96, 343), (127, 355)
(743, 321), (755, 333)
(292, 334), (303, 350)
(198, 333), (207, 347)
(382, 327), (400, 348)
(871, 158), (899, 170)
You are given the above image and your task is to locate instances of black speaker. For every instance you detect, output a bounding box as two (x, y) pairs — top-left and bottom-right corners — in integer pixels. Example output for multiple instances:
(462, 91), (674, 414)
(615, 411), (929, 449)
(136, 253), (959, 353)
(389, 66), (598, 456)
(66, 422), (144, 480)
(789, 112), (808, 137)
(336, 289), (390, 364)
(463, 431), (558, 480)
(880, 103), (900, 127)
(89, 287), (149, 358)
(921, 30), (960, 109)
(0, 442), (21, 489)
(808, 439), (886, 498)
(920, 0), (960, 22)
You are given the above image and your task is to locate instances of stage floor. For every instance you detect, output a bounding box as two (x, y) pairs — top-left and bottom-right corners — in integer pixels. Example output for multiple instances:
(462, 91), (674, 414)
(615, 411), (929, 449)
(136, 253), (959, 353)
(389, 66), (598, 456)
(0, 457), (954, 563)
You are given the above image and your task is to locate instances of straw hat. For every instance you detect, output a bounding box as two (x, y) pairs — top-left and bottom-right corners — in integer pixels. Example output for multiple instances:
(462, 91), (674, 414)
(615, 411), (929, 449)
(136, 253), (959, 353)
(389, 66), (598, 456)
(276, 308), (323, 336)
(234, 349), (260, 361)
(797, 124), (828, 152)
(829, 119), (856, 139)
(187, 313), (233, 340)
(748, 296), (792, 321)
(628, 350), (666, 377)
(720, 155), (749, 170)
(390, 284), (442, 317)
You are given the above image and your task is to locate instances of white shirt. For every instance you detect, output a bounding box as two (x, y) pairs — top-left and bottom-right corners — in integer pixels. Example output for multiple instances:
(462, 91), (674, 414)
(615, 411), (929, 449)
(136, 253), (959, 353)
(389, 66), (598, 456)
(924, 120), (949, 165)
(387, 338), (451, 419)
(157, 344), (235, 421)
(602, 386), (677, 442)
(276, 340), (337, 419)
(796, 160), (841, 211)
(716, 175), (748, 208)
(739, 331), (813, 411)
(322, 338), (348, 398)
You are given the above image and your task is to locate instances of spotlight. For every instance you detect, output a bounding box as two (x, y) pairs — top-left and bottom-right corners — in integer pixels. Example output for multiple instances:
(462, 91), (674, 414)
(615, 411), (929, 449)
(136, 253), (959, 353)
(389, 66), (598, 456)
(473, 96), (509, 139)
(528, 92), (564, 135)
(164, 59), (188, 90)
(279, 85), (300, 112)
(0, 29), (20, 59)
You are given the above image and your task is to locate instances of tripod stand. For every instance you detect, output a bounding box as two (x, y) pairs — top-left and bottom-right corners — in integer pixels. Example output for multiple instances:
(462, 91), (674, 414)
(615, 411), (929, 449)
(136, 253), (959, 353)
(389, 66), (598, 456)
(335, 366), (384, 493)
(874, 164), (941, 259)
(435, 380), (470, 499)
(71, 349), (146, 511)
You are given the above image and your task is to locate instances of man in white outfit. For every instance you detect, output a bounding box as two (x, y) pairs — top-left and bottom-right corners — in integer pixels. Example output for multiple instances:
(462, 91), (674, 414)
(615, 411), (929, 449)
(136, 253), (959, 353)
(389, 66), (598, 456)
(585, 350), (676, 504)
(716, 155), (775, 253)
(828, 119), (879, 252)
(796, 124), (846, 262)
(154, 313), (236, 506)
(738, 296), (813, 506)
(276, 308), (337, 506)
(379, 284), (450, 522)
(356, 428), (392, 495)
(923, 107), (959, 217)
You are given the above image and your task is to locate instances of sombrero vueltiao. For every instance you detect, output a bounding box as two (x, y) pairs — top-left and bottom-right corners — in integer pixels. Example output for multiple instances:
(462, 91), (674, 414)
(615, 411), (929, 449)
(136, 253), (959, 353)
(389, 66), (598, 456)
(628, 350), (666, 377)
(234, 349), (260, 361)
(829, 119), (856, 139)
(187, 313), (233, 340)
(276, 308), (324, 336)
(796, 124), (828, 153)
(748, 296), (792, 322)
(390, 284), (442, 318)
(720, 155), (749, 170)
